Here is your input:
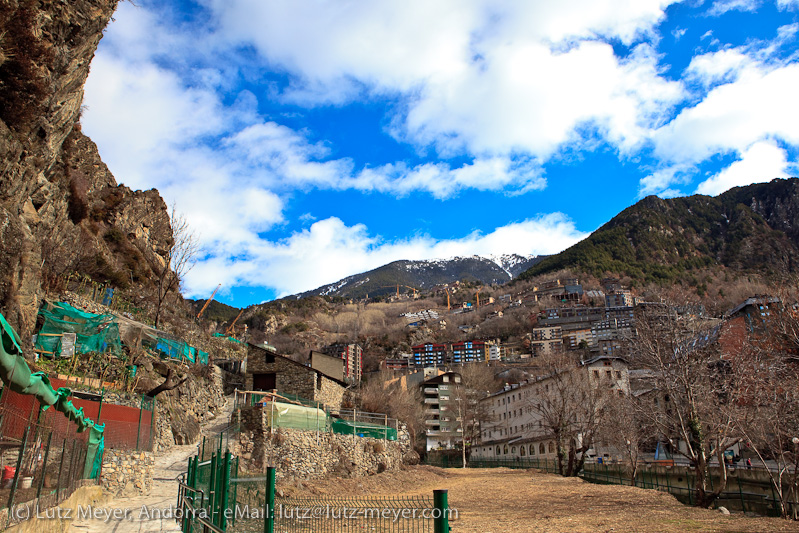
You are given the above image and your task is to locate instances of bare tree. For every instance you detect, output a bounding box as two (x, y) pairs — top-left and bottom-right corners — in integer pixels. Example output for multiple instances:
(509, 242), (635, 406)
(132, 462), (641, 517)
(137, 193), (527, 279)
(634, 304), (747, 508)
(451, 363), (501, 467)
(154, 204), (199, 329)
(525, 352), (613, 476)
(733, 299), (799, 519)
(359, 371), (425, 450)
(598, 390), (652, 485)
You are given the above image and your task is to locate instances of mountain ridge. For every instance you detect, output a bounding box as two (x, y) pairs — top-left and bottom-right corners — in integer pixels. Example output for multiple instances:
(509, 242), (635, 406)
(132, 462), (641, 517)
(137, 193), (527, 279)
(289, 254), (547, 300)
(518, 178), (799, 284)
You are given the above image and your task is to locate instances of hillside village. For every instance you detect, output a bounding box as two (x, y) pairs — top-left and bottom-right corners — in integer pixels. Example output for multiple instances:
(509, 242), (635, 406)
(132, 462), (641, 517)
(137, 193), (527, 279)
(2, 0), (799, 531)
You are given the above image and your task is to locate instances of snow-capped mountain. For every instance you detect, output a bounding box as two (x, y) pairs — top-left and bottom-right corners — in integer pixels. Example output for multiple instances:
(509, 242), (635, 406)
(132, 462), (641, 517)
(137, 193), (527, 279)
(290, 254), (547, 300)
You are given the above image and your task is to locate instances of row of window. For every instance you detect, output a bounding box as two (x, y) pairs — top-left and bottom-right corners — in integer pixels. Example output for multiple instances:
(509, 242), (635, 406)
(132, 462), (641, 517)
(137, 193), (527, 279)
(493, 441), (556, 457)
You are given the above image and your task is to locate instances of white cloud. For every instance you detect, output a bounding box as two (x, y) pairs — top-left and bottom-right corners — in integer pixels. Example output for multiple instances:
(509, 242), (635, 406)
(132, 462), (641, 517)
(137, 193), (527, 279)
(206, 0), (683, 157)
(707, 0), (760, 16)
(653, 63), (799, 163)
(695, 140), (791, 195)
(183, 214), (589, 298)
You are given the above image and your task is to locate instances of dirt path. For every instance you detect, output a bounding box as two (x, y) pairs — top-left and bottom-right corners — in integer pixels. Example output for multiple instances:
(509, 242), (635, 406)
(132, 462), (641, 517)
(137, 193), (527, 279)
(68, 396), (235, 533)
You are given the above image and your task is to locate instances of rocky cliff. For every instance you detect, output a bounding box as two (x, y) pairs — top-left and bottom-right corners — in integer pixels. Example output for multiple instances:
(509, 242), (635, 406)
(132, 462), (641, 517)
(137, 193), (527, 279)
(0, 0), (172, 343)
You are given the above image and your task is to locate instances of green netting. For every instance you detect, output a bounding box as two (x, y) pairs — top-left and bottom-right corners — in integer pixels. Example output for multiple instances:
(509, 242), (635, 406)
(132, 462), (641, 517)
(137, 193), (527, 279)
(142, 335), (208, 365)
(0, 311), (105, 479)
(261, 400), (330, 431)
(330, 418), (397, 440)
(34, 301), (122, 358)
(212, 332), (243, 344)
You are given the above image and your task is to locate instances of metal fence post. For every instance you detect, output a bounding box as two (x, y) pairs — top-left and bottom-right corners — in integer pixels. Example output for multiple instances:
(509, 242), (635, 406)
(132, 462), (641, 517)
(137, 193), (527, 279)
(220, 451), (232, 530)
(434, 489), (449, 533)
(6, 426), (29, 523)
(208, 453), (218, 526)
(265, 466), (275, 533)
(36, 431), (53, 502)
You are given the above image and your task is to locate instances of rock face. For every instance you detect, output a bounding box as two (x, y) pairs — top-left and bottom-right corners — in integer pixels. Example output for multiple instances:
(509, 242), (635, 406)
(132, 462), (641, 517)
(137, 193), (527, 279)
(0, 0), (173, 342)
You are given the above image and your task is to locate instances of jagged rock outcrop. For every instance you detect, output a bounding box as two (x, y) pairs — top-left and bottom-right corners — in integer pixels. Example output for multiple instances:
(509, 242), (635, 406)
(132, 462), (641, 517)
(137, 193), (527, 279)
(0, 0), (173, 343)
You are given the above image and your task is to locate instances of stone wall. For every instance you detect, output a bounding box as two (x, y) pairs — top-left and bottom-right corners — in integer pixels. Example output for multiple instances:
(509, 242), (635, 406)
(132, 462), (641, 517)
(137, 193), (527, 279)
(246, 344), (345, 410)
(237, 418), (412, 481)
(100, 450), (153, 496)
(317, 377), (344, 412)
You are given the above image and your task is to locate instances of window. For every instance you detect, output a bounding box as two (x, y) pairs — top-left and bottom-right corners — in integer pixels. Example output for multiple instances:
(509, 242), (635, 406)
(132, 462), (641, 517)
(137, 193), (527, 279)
(593, 370), (599, 378)
(443, 376), (449, 383)
(539, 443), (546, 454)
(548, 442), (555, 453)
(503, 445), (508, 455)
(264, 353), (275, 364)
(520, 446), (526, 457)
(615, 371), (622, 379)
(511, 446), (517, 454)
(496, 446), (501, 455)
(530, 444), (536, 456)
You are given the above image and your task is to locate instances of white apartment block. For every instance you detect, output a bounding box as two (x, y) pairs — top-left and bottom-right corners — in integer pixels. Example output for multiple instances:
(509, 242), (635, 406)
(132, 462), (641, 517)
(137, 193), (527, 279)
(471, 356), (629, 462)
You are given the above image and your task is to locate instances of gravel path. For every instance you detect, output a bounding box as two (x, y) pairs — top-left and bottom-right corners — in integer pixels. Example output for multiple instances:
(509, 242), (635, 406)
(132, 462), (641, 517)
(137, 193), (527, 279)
(68, 396), (234, 533)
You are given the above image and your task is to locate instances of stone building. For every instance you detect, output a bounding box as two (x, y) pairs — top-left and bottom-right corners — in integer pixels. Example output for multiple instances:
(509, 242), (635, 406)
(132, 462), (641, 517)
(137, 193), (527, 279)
(245, 343), (346, 410)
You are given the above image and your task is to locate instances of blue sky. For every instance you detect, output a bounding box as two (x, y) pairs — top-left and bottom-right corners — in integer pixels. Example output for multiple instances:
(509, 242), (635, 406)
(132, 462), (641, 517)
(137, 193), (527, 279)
(81, 0), (799, 307)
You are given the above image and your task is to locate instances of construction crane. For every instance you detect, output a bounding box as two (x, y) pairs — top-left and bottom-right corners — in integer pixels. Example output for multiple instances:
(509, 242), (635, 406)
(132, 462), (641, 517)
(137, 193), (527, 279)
(225, 309), (244, 336)
(445, 288), (451, 310)
(196, 284), (221, 319)
(476, 288), (482, 307)
(380, 284), (419, 298)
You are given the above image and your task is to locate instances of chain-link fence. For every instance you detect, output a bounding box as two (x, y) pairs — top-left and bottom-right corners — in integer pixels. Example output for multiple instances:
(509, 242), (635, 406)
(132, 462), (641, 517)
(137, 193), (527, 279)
(0, 394), (98, 527)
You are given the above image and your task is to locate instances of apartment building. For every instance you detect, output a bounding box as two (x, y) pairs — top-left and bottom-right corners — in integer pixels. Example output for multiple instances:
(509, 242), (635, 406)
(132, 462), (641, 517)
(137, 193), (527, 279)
(471, 356), (629, 461)
(421, 372), (463, 450)
(451, 340), (489, 364)
(412, 343), (449, 368)
(322, 343), (363, 382)
(530, 326), (563, 357)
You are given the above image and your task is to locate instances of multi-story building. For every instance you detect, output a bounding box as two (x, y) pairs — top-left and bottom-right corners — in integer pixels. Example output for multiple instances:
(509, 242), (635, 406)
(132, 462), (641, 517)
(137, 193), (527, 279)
(562, 326), (593, 350)
(591, 317), (634, 355)
(451, 340), (489, 364)
(322, 343), (363, 382)
(471, 356), (629, 461)
(421, 372), (463, 450)
(412, 343), (449, 368)
(530, 326), (563, 357)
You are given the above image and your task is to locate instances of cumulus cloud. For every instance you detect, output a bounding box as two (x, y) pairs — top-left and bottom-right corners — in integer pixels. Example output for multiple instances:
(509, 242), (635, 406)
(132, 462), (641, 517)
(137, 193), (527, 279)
(206, 0), (683, 158)
(695, 140), (792, 195)
(183, 214), (589, 298)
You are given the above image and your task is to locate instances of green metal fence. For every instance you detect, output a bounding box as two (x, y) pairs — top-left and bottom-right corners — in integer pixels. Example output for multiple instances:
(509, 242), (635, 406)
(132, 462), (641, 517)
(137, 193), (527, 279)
(424, 455), (562, 473)
(179, 455), (452, 532)
(580, 463), (796, 517)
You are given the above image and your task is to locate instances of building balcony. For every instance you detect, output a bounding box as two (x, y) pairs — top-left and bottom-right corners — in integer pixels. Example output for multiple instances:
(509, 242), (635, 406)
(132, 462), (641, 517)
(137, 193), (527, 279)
(424, 398), (439, 404)
(425, 409), (440, 415)
(424, 387), (438, 394)
(425, 419), (441, 426)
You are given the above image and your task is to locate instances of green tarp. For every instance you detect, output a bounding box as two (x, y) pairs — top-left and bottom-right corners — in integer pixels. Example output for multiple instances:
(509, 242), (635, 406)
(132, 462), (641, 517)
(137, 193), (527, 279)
(0, 312), (105, 479)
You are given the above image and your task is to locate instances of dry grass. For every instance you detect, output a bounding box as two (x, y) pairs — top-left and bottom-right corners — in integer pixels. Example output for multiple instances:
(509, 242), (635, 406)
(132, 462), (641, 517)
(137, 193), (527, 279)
(290, 466), (799, 533)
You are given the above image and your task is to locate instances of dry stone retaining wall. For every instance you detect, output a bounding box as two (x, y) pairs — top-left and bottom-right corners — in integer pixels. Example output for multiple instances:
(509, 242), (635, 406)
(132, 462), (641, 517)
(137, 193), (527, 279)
(237, 408), (412, 480)
(100, 449), (153, 496)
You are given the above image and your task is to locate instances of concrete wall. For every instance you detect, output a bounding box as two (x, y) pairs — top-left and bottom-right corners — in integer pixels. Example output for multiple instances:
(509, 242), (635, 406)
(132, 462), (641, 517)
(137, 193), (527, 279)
(310, 351), (344, 382)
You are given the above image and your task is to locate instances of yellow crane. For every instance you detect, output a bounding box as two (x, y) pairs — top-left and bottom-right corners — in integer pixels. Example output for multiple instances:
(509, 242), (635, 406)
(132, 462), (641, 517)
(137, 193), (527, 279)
(196, 284), (221, 319)
(225, 309), (244, 336)
(380, 284), (419, 298)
